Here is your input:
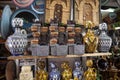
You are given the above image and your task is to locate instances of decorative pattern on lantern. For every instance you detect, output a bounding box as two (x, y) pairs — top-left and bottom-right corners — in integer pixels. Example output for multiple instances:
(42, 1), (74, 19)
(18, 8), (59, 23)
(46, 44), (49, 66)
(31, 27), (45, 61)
(49, 62), (61, 80)
(98, 23), (112, 52)
(6, 18), (28, 56)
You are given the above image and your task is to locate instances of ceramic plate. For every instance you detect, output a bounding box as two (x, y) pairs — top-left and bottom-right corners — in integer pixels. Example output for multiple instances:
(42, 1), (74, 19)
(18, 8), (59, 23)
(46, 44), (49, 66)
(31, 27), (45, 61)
(1, 5), (12, 39)
(13, 0), (34, 8)
(10, 9), (39, 34)
(31, 0), (45, 14)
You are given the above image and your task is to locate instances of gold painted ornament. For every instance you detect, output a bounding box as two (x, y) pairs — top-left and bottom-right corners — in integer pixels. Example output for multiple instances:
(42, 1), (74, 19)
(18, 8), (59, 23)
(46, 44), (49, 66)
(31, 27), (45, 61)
(83, 21), (98, 53)
(84, 59), (97, 80)
(36, 61), (48, 80)
(61, 61), (72, 80)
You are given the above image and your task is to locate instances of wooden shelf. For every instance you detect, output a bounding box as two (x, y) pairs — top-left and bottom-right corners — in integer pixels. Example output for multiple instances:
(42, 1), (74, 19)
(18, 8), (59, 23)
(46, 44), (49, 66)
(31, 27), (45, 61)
(8, 52), (112, 60)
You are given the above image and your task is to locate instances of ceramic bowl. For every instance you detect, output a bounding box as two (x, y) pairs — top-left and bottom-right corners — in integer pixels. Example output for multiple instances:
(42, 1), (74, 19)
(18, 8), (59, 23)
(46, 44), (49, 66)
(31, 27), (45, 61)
(13, 0), (34, 8)
(31, 0), (45, 14)
(10, 8), (39, 32)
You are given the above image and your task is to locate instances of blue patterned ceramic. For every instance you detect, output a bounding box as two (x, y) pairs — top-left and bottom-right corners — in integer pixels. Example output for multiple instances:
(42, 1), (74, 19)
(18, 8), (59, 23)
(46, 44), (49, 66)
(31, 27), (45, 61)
(1, 5), (12, 39)
(73, 61), (83, 80)
(10, 9), (39, 31)
(49, 62), (61, 80)
(31, 0), (45, 14)
(98, 23), (112, 52)
(6, 18), (28, 56)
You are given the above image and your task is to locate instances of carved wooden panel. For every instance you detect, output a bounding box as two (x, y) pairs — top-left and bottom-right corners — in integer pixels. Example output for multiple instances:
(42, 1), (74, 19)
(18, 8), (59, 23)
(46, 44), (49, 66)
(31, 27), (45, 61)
(83, 3), (93, 23)
(54, 4), (63, 23)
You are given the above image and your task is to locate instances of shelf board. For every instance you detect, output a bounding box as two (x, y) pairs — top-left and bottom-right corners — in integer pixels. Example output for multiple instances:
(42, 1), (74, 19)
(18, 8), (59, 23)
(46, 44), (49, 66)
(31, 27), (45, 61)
(8, 53), (112, 60)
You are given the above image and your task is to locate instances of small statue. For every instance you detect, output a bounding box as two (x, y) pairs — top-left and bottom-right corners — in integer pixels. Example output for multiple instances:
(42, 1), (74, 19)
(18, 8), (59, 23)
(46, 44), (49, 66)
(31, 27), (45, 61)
(73, 61), (83, 80)
(83, 21), (98, 53)
(61, 61), (72, 80)
(36, 61), (48, 80)
(84, 59), (97, 80)
(19, 66), (33, 80)
(49, 62), (61, 80)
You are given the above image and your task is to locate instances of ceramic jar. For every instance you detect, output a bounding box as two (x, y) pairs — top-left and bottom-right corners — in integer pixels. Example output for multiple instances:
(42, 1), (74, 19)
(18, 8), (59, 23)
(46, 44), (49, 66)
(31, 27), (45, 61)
(61, 62), (72, 80)
(49, 62), (61, 80)
(36, 61), (48, 80)
(98, 23), (112, 52)
(6, 18), (28, 56)
(73, 61), (83, 80)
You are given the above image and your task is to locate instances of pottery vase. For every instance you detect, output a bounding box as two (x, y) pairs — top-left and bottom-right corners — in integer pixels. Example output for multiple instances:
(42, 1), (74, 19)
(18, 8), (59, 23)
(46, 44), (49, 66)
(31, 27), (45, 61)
(49, 62), (61, 80)
(98, 23), (112, 52)
(6, 18), (28, 56)
(73, 61), (83, 80)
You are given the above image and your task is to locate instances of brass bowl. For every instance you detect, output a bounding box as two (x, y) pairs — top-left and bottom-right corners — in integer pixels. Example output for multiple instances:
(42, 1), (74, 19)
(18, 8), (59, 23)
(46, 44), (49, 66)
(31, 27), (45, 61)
(67, 27), (74, 32)
(41, 27), (48, 32)
(31, 26), (38, 32)
(59, 27), (65, 32)
(75, 27), (81, 33)
(49, 26), (56, 31)
(32, 32), (40, 38)
(68, 39), (75, 44)
(31, 39), (39, 44)
(50, 38), (57, 45)
(68, 32), (75, 37)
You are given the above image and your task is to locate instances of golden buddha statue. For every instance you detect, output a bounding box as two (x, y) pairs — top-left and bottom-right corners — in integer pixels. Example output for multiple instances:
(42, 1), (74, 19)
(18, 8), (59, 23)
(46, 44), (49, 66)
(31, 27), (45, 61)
(83, 21), (98, 53)
(61, 61), (72, 80)
(84, 59), (97, 80)
(36, 61), (48, 80)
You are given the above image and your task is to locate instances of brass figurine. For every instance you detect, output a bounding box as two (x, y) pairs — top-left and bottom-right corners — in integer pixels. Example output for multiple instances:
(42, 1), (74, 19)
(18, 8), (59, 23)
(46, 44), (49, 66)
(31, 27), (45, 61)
(61, 61), (72, 80)
(36, 61), (48, 80)
(84, 59), (97, 80)
(83, 21), (98, 53)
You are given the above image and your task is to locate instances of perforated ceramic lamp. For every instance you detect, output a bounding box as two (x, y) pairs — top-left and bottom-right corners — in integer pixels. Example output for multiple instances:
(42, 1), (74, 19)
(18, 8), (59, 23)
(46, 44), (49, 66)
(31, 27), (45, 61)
(98, 23), (112, 52)
(6, 18), (28, 56)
